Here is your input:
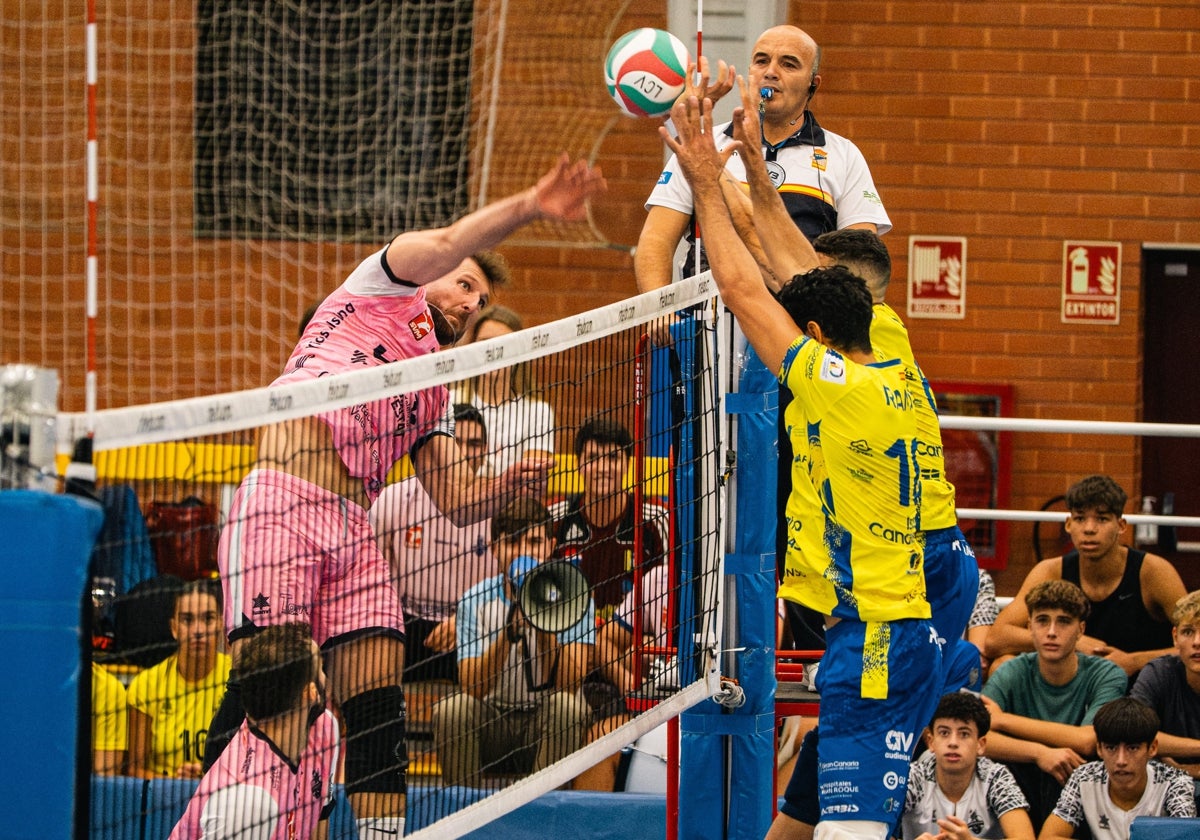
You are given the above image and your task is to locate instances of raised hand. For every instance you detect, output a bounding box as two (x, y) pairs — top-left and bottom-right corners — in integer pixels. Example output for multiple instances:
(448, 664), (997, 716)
(676, 57), (735, 109)
(533, 153), (607, 222)
(659, 96), (739, 191)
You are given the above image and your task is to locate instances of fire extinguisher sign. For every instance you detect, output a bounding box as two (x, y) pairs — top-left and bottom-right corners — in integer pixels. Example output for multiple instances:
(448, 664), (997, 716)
(1061, 241), (1121, 325)
(907, 236), (967, 320)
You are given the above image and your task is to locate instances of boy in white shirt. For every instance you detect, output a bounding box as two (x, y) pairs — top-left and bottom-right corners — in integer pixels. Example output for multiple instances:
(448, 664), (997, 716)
(1041, 696), (1196, 839)
(901, 692), (1035, 840)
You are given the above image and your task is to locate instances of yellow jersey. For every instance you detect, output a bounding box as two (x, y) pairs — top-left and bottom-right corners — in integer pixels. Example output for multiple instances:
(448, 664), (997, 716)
(92, 663), (128, 752)
(871, 303), (958, 531)
(127, 652), (230, 776)
(776, 335), (931, 622)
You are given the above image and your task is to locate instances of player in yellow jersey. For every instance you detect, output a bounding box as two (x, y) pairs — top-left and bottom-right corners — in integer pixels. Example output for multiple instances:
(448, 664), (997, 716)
(661, 91), (941, 840)
(812, 230), (977, 654)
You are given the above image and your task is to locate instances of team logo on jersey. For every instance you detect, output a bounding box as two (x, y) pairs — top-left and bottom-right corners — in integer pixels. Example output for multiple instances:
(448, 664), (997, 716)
(819, 353), (846, 384)
(657, 171), (673, 185)
(849, 440), (872, 455)
(811, 149), (827, 172)
(765, 160), (786, 188)
(405, 525), (423, 549)
(409, 312), (434, 341)
(564, 522), (587, 543)
(311, 768), (323, 801)
(252, 593), (271, 616)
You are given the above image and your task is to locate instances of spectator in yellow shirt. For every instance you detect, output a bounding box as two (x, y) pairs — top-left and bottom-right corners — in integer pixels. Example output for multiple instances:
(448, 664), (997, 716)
(127, 581), (230, 778)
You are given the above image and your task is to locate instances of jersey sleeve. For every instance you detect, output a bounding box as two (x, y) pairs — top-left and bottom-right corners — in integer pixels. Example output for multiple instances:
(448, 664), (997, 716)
(457, 581), (496, 662)
(984, 760), (1031, 816)
(830, 137), (891, 234)
(1048, 768), (1086, 827)
(968, 570), (999, 629)
(1128, 656), (1168, 709)
(1080, 660), (1129, 724)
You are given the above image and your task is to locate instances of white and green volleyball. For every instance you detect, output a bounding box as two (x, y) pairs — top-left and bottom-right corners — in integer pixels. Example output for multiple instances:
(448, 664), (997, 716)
(604, 28), (689, 119)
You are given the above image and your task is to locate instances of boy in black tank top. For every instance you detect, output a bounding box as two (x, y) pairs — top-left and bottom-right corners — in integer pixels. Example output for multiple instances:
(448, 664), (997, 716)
(985, 474), (1185, 677)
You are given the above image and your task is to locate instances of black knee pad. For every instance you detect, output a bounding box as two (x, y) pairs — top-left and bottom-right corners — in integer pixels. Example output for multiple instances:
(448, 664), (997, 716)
(341, 685), (409, 796)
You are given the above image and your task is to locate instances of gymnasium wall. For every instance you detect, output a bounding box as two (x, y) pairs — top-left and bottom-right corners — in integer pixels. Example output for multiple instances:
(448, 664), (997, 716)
(3, 1), (1198, 590)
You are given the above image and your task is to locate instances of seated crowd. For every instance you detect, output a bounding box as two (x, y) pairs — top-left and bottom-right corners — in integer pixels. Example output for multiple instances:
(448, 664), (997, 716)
(89, 377), (1200, 839)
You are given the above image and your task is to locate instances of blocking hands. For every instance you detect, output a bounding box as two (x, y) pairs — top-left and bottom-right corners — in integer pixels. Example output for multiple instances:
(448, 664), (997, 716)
(659, 95), (739, 193)
(675, 57), (735, 110)
(533, 153), (607, 222)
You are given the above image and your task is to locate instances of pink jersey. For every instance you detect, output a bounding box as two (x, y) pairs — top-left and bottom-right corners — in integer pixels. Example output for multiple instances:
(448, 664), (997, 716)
(369, 477), (493, 622)
(273, 249), (452, 502)
(170, 710), (339, 840)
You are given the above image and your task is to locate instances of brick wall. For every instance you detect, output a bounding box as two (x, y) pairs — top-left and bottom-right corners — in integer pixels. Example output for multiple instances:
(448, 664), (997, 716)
(3, 1), (1198, 590)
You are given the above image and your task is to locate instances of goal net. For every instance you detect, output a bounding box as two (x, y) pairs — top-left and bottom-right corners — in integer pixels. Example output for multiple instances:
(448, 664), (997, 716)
(80, 274), (725, 838)
(2, 1), (666, 412)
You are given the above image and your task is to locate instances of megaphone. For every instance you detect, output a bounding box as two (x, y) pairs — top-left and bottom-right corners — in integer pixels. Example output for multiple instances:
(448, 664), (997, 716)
(512, 558), (591, 634)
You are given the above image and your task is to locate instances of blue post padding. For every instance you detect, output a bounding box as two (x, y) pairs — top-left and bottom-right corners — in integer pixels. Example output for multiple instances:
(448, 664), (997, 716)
(726, 348), (781, 839)
(670, 317), (729, 840)
(0, 490), (102, 840)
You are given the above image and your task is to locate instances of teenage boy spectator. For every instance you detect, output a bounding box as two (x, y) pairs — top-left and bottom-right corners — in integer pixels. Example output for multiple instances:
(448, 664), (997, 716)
(1039, 697), (1197, 839)
(170, 622), (338, 840)
(662, 92), (940, 840)
(985, 474), (1186, 677)
(900, 692), (1035, 840)
(370, 403), (494, 682)
(549, 415), (668, 620)
(432, 497), (593, 787)
(1130, 589), (1200, 778)
(982, 580), (1128, 828)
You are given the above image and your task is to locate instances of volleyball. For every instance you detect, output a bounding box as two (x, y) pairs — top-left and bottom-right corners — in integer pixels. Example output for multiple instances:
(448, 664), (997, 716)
(604, 28), (690, 119)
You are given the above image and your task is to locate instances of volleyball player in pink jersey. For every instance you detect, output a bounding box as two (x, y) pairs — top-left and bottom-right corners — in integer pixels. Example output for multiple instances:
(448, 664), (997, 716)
(171, 623), (338, 840)
(208, 153), (605, 839)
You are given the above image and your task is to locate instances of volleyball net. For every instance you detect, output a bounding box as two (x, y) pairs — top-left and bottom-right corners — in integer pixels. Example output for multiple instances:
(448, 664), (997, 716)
(75, 273), (726, 838)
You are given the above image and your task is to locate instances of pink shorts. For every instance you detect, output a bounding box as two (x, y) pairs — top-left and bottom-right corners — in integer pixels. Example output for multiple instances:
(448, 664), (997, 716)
(218, 469), (403, 645)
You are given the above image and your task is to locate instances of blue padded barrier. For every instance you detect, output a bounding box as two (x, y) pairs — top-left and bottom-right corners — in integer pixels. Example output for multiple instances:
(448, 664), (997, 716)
(1129, 816), (1200, 839)
(1, 490), (103, 840)
(90, 777), (669, 839)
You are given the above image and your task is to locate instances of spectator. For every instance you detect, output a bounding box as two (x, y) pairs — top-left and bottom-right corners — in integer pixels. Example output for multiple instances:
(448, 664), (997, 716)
(432, 497), (593, 787)
(370, 403), (495, 683)
(170, 622), (338, 840)
(984, 474), (1186, 677)
(453, 304), (556, 478)
(981, 580), (1128, 829)
(574, 563), (675, 792)
(127, 580), (230, 778)
(549, 415), (668, 620)
(1130, 589), (1200, 778)
(92, 662), (128, 776)
(900, 692), (1035, 840)
(1039, 697), (1196, 839)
